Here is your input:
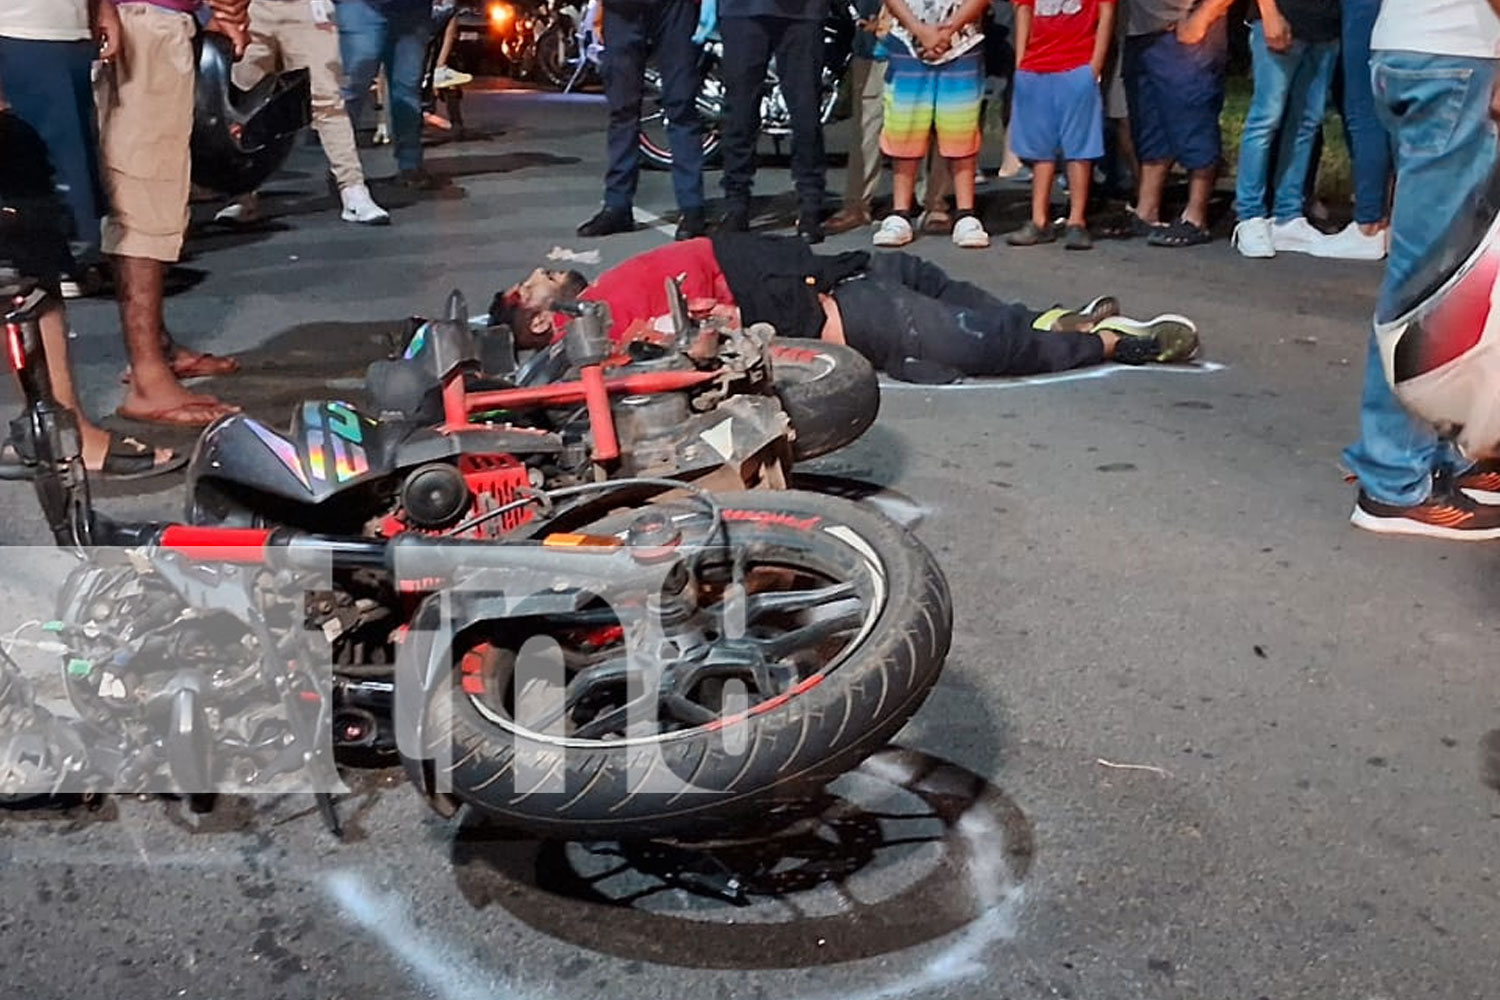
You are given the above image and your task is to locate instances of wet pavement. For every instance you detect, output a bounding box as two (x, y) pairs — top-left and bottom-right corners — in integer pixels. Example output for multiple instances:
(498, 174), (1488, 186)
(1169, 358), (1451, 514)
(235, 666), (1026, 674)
(2, 83), (1499, 1000)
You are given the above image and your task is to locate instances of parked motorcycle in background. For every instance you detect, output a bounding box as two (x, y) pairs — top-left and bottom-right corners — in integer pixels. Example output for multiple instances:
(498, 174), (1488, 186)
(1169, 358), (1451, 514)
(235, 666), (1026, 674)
(636, 0), (857, 169)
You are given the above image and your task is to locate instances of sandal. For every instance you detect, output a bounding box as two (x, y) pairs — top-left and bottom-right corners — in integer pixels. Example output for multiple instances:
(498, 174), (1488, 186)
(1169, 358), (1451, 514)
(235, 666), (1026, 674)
(87, 432), (187, 481)
(1097, 211), (1162, 240)
(1005, 220), (1056, 247)
(116, 399), (240, 428)
(1147, 218), (1213, 248)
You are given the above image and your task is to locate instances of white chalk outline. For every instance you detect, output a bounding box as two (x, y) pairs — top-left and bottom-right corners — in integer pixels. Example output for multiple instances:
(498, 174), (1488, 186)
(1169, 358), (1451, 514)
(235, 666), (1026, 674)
(880, 360), (1227, 390)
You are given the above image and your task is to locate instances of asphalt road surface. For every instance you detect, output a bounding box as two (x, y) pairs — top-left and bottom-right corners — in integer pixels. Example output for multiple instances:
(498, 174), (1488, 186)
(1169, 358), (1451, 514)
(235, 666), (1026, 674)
(1, 84), (1497, 1000)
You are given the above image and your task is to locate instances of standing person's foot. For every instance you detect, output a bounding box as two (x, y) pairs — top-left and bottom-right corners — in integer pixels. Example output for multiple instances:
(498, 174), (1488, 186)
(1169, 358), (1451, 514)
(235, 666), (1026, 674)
(872, 214), (915, 248)
(952, 215), (991, 249)
(433, 65), (473, 90)
(825, 204), (872, 235)
(398, 168), (448, 191)
(1005, 220), (1055, 246)
(1350, 477), (1500, 540)
(1270, 217), (1327, 255)
(577, 206), (635, 237)
(1312, 221), (1388, 261)
(1097, 314), (1200, 363)
(675, 208), (707, 241)
(116, 381), (240, 427)
(716, 203), (751, 233)
(214, 193), (262, 226)
(59, 261), (109, 299)
(921, 208), (953, 235)
(1232, 217), (1276, 258)
(1036, 295), (1122, 333)
(1454, 459), (1500, 503)
(1145, 217), (1212, 248)
(340, 183), (391, 225)
(797, 213), (825, 245)
(1062, 223), (1092, 251)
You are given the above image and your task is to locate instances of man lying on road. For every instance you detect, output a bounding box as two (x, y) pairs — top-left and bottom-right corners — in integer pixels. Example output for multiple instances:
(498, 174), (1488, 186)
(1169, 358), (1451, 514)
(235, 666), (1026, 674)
(489, 234), (1200, 383)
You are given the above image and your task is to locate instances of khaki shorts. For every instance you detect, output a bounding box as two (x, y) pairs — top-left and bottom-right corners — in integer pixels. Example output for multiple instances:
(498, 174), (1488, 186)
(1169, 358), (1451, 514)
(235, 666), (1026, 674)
(97, 3), (195, 262)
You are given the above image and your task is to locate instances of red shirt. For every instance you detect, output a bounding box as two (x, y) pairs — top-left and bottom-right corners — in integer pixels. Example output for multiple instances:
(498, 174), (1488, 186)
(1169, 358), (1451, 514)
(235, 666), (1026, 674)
(560, 238), (736, 342)
(1015, 0), (1108, 75)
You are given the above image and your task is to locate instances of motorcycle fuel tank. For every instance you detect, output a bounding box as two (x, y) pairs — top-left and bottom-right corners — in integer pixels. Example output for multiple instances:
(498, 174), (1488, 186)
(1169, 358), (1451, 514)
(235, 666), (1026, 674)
(187, 400), (393, 506)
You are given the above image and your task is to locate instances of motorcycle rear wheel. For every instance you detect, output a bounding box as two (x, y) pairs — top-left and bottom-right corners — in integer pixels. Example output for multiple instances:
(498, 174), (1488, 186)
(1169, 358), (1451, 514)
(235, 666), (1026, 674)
(417, 489), (951, 840)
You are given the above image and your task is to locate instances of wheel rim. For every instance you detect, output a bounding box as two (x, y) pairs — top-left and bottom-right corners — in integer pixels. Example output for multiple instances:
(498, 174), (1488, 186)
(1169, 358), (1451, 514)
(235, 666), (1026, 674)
(458, 511), (888, 749)
(770, 345), (836, 385)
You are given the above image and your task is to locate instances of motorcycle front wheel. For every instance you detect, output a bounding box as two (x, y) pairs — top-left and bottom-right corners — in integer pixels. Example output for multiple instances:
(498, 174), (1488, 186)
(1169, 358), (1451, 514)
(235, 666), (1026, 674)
(770, 341), (880, 462)
(637, 64), (723, 170)
(415, 489), (951, 840)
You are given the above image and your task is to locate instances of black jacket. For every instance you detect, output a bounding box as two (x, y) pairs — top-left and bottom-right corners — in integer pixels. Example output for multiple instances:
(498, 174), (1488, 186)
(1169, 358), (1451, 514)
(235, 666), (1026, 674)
(710, 232), (870, 338)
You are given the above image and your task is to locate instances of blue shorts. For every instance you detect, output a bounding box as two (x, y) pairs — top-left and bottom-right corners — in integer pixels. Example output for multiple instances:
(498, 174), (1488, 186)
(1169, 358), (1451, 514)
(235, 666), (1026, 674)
(1008, 65), (1105, 162)
(1122, 25), (1228, 170)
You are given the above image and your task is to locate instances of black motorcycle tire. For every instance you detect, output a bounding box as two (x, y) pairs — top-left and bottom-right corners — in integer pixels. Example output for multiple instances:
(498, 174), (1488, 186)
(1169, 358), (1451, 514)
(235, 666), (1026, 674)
(420, 489), (951, 840)
(771, 341), (880, 462)
(533, 21), (578, 90)
(638, 122), (722, 171)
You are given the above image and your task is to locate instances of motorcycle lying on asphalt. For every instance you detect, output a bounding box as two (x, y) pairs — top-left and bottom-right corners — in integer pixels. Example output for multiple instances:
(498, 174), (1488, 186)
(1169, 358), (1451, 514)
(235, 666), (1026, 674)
(186, 282), (880, 534)
(0, 274), (950, 841)
(636, 0), (858, 169)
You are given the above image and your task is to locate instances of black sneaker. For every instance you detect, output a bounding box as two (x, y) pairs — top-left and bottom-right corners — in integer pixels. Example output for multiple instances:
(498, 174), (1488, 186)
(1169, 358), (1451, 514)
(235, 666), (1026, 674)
(675, 209), (707, 241)
(1097, 314), (1200, 364)
(716, 204), (751, 233)
(398, 168), (448, 191)
(1037, 295), (1121, 333)
(1351, 479), (1500, 540)
(1454, 459), (1500, 504)
(577, 206), (635, 238)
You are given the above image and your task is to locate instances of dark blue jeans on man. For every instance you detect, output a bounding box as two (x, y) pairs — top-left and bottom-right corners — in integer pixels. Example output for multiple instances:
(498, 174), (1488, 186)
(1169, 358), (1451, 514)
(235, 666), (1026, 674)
(337, 0), (433, 174)
(1342, 51), (1499, 506)
(1338, 0), (1391, 226)
(0, 37), (107, 257)
(601, 0), (704, 215)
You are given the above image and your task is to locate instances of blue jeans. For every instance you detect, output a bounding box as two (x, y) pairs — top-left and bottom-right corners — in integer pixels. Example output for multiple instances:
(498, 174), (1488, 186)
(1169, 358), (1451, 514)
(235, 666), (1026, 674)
(1233, 22), (1338, 222)
(1342, 52), (1500, 505)
(1339, 0), (1392, 225)
(337, 0), (433, 172)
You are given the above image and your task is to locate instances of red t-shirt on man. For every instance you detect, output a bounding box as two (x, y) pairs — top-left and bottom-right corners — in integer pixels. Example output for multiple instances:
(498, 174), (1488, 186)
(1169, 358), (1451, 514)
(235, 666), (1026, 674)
(1014, 0), (1108, 75)
(563, 237), (735, 341)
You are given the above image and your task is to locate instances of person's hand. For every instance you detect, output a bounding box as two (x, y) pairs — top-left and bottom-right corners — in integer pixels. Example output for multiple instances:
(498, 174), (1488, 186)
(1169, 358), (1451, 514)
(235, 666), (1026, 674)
(1090, 56), (1105, 82)
(913, 23), (947, 58)
(93, 0), (122, 60)
(692, 0), (717, 45)
(1491, 71), (1500, 124)
(1261, 8), (1292, 52)
(206, 15), (250, 58)
(1174, 11), (1208, 45)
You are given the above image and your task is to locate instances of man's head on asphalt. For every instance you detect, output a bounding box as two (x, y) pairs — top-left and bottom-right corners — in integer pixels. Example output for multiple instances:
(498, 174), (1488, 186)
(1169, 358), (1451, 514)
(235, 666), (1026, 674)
(489, 267), (588, 347)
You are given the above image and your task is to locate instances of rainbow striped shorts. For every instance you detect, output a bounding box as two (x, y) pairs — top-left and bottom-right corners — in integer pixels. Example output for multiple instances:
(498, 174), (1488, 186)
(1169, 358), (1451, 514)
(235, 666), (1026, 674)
(879, 45), (984, 161)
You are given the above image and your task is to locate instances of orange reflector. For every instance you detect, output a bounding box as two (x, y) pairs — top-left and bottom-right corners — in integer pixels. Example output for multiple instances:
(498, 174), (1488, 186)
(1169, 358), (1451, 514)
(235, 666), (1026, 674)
(543, 532), (621, 548)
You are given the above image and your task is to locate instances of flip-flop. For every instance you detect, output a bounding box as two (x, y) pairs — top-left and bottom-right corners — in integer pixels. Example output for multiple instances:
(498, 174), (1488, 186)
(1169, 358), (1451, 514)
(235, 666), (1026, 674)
(87, 433), (188, 481)
(1097, 212), (1163, 240)
(116, 400), (240, 427)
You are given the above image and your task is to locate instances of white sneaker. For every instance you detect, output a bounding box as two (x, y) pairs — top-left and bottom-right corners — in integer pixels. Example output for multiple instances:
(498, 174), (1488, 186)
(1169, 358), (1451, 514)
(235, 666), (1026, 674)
(951, 215), (991, 249)
(1310, 221), (1387, 261)
(214, 193), (261, 225)
(433, 65), (474, 90)
(872, 214), (914, 248)
(1270, 216), (1327, 255)
(1231, 217), (1275, 258)
(340, 183), (391, 225)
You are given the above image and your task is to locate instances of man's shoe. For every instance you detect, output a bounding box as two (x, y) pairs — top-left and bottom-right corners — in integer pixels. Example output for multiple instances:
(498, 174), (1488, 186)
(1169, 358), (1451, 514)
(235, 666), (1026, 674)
(1455, 459), (1500, 503)
(1232, 217), (1276, 258)
(1035, 295), (1122, 333)
(675, 209), (707, 241)
(433, 65), (473, 90)
(398, 168), (447, 191)
(214, 193), (262, 226)
(717, 204), (751, 233)
(1098, 314), (1200, 364)
(798, 214), (824, 245)
(340, 183), (391, 225)
(1311, 221), (1388, 261)
(872, 214), (914, 248)
(1270, 217), (1327, 255)
(577, 207), (635, 238)
(825, 205), (872, 235)
(1351, 479), (1500, 540)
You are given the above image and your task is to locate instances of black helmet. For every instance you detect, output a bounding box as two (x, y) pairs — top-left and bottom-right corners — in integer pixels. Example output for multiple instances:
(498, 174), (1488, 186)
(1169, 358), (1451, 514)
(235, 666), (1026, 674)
(190, 30), (312, 196)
